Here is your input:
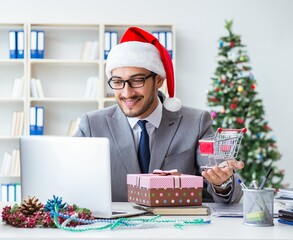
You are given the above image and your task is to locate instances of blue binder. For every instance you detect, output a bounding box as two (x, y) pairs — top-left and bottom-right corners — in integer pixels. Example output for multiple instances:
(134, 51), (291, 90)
(8, 31), (17, 59)
(36, 106), (44, 135)
(104, 31), (118, 59)
(30, 106), (44, 135)
(166, 31), (173, 59)
(104, 31), (111, 59)
(37, 31), (45, 58)
(30, 30), (38, 58)
(29, 106), (37, 135)
(16, 30), (24, 59)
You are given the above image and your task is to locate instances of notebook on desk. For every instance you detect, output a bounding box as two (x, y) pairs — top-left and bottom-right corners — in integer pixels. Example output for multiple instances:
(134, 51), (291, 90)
(19, 136), (146, 218)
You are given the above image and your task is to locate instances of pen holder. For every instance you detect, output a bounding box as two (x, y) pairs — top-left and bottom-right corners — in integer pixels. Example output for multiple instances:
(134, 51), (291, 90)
(243, 188), (274, 227)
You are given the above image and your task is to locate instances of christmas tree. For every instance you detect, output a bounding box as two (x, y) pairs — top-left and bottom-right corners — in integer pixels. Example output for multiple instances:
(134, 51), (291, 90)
(207, 20), (284, 189)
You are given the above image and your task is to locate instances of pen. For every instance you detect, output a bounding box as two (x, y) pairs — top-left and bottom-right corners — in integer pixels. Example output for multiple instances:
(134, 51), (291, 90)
(237, 179), (248, 189)
(259, 168), (273, 190)
(237, 179), (264, 211)
(238, 179), (271, 221)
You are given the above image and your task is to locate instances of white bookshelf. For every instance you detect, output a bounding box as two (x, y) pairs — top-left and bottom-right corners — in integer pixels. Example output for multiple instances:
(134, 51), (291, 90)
(0, 23), (175, 186)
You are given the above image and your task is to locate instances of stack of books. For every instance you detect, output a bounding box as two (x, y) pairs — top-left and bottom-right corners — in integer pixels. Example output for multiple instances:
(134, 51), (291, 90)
(132, 204), (209, 216)
(276, 188), (293, 226)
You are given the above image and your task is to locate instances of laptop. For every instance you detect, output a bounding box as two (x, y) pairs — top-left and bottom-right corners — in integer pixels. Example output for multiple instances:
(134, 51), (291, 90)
(19, 136), (146, 218)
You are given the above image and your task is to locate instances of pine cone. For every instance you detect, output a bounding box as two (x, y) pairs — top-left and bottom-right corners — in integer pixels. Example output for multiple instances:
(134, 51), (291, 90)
(19, 196), (43, 217)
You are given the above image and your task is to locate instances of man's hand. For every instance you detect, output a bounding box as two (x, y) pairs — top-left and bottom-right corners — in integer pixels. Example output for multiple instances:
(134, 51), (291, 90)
(201, 160), (244, 186)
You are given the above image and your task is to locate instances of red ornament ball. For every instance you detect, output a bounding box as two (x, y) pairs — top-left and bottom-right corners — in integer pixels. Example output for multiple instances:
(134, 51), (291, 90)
(230, 103), (237, 109)
(236, 118), (245, 124)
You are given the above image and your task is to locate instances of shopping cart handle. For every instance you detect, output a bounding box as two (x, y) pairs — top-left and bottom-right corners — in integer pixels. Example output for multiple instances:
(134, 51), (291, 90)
(217, 127), (247, 133)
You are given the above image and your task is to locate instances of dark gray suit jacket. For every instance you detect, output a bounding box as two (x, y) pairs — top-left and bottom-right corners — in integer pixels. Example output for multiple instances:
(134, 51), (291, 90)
(74, 104), (243, 203)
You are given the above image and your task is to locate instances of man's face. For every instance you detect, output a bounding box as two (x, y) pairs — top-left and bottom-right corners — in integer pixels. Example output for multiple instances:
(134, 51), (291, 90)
(111, 67), (163, 119)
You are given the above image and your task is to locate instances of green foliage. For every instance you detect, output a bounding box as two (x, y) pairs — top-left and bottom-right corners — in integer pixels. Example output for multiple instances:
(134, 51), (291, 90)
(207, 20), (284, 189)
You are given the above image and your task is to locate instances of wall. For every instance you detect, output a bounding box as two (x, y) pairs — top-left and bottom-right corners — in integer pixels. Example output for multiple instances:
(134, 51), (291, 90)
(1, 0), (292, 185)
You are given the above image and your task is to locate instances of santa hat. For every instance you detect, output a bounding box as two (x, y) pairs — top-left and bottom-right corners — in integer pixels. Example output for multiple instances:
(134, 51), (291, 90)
(105, 26), (181, 112)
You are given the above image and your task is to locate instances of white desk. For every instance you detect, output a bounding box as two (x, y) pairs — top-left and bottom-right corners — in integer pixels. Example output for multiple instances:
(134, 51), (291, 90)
(1, 202), (292, 240)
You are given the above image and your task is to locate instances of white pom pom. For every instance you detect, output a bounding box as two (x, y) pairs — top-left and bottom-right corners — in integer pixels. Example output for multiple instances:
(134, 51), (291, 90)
(163, 97), (182, 112)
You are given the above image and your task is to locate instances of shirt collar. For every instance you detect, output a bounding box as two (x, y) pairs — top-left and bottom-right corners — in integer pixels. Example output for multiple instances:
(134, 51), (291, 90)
(128, 98), (163, 129)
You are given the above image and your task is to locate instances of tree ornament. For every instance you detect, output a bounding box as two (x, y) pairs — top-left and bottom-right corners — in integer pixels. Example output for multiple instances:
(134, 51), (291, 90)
(236, 117), (245, 124)
(230, 103), (237, 109)
(251, 84), (256, 90)
(237, 85), (244, 92)
(215, 87), (221, 93)
(220, 108), (226, 114)
(232, 97), (238, 103)
(19, 196), (43, 217)
(211, 111), (217, 119)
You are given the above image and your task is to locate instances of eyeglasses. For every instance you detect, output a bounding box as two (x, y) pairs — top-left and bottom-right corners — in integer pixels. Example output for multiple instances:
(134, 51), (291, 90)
(108, 72), (156, 90)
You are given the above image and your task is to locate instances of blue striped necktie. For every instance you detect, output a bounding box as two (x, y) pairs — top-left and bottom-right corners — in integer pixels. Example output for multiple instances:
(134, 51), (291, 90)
(137, 120), (150, 173)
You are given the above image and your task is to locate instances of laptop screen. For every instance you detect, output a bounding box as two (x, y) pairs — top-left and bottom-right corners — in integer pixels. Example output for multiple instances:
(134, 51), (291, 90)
(20, 136), (113, 217)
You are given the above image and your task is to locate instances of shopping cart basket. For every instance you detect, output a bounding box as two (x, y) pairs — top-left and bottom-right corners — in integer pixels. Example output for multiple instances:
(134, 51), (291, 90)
(199, 128), (247, 169)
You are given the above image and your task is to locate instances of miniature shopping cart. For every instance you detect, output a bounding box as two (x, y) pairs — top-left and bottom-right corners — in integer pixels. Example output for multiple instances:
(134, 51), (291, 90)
(199, 128), (247, 169)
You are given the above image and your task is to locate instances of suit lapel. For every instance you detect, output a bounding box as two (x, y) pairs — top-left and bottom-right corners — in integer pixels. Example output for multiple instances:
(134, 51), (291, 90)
(106, 107), (141, 173)
(149, 108), (183, 172)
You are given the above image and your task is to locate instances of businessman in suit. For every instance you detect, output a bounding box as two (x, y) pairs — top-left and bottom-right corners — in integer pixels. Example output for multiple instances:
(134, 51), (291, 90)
(74, 27), (244, 203)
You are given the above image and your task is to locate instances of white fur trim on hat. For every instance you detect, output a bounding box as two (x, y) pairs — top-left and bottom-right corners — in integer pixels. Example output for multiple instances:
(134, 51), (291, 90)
(164, 97), (182, 112)
(106, 41), (166, 79)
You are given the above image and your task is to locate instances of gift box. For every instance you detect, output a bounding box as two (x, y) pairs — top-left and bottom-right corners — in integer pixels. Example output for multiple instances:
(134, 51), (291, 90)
(127, 170), (203, 207)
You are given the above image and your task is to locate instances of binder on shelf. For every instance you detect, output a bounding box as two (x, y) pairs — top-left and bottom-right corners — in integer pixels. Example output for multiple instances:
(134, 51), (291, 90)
(1, 184), (8, 202)
(104, 31), (111, 59)
(0, 184), (20, 202)
(104, 31), (118, 59)
(152, 31), (173, 59)
(8, 31), (17, 59)
(158, 31), (166, 49)
(152, 31), (159, 40)
(8, 184), (15, 202)
(111, 31), (118, 51)
(37, 31), (45, 58)
(30, 106), (44, 135)
(15, 183), (21, 203)
(30, 30), (38, 58)
(36, 106), (44, 135)
(30, 106), (37, 135)
(16, 30), (24, 59)
(166, 31), (173, 59)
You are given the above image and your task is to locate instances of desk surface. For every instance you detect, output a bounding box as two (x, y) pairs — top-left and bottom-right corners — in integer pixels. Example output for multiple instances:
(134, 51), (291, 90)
(1, 202), (292, 240)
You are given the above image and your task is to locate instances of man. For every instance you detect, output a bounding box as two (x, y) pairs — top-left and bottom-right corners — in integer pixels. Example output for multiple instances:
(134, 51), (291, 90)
(74, 26), (244, 203)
